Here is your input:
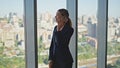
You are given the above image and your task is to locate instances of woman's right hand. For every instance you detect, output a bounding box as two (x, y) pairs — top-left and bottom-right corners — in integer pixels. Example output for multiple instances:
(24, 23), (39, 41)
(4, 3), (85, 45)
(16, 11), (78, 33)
(49, 60), (54, 68)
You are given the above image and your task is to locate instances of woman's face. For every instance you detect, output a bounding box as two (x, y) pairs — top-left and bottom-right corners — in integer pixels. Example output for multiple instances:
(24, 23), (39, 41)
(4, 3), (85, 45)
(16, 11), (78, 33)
(55, 11), (65, 24)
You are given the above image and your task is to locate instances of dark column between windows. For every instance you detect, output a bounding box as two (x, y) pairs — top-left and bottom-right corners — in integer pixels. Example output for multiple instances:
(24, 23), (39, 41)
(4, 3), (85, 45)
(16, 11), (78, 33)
(24, 0), (38, 68)
(97, 0), (108, 68)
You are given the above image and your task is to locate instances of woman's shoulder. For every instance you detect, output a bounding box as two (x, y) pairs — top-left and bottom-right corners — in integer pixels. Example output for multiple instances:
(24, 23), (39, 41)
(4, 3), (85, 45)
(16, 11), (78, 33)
(70, 27), (74, 33)
(66, 24), (74, 31)
(53, 25), (57, 32)
(64, 24), (74, 34)
(54, 25), (57, 30)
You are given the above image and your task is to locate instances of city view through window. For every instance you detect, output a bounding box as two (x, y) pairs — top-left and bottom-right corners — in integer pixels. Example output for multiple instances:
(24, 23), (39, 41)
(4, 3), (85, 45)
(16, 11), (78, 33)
(0, 0), (120, 68)
(37, 0), (66, 68)
(77, 0), (97, 68)
(0, 0), (25, 68)
(107, 0), (120, 68)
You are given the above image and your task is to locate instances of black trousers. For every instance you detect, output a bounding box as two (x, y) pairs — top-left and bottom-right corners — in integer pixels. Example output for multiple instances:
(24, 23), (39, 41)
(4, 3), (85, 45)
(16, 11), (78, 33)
(53, 61), (73, 68)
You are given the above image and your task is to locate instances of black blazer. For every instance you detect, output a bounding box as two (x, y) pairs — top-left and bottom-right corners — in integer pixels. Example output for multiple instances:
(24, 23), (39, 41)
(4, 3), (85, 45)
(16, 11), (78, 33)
(49, 23), (74, 63)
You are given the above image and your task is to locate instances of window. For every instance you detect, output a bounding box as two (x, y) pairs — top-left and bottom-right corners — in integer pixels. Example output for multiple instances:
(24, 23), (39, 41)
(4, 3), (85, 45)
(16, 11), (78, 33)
(78, 0), (98, 68)
(0, 0), (25, 68)
(37, 0), (66, 67)
(107, 0), (120, 67)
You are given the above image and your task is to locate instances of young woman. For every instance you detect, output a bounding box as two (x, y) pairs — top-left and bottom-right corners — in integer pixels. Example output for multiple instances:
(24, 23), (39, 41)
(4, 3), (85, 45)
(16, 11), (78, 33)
(49, 8), (74, 68)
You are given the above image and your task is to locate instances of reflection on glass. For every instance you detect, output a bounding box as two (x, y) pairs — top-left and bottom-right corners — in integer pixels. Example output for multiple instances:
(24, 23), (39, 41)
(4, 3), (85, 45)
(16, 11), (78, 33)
(78, 0), (97, 68)
(37, 0), (66, 68)
(107, 0), (120, 68)
(0, 0), (25, 68)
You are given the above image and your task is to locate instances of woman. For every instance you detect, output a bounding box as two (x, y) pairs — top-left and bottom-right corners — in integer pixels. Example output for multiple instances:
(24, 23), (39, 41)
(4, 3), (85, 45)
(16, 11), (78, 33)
(49, 8), (74, 68)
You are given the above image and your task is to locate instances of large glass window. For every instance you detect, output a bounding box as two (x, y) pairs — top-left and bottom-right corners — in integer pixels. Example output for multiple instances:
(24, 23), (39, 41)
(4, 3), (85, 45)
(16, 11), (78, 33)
(37, 0), (66, 68)
(0, 0), (25, 68)
(107, 0), (120, 68)
(78, 0), (98, 68)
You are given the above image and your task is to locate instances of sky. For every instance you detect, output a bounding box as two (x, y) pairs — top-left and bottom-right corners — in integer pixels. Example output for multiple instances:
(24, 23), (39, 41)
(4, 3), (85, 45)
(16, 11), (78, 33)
(108, 0), (120, 17)
(78, 0), (98, 16)
(78, 0), (120, 17)
(0, 0), (23, 17)
(37, 0), (66, 16)
(0, 0), (120, 17)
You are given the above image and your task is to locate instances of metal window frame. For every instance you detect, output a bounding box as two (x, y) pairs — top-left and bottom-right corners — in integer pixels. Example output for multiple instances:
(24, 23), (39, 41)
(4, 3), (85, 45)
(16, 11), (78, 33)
(24, 0), (38, 68)
(97, 0), (108, 68)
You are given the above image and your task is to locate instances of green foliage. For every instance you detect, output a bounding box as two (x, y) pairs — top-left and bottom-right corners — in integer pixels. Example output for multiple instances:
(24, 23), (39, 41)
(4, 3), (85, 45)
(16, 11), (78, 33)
(107, 45), (115, 55)
(38, 38), (45, 52)
(107, 57), (120, 68)
(78, 45), (85, 53)
(0, 46), (4, 57)
(78, 35), (87, 42)
(115, 58), (120, 66)
(0, 57), (25, 68)
(78, 52), (95, 60)
(78, 42), (97, 60)
(107, 42), (120, 55)
(38, 55), (48, 64)
(38, 37), (49, 65)
(0, 42), (25, 68)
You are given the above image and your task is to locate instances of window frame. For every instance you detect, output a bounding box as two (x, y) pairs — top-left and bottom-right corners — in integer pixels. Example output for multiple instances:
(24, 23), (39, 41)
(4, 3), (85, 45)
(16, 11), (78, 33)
(24, 0), (108, 68)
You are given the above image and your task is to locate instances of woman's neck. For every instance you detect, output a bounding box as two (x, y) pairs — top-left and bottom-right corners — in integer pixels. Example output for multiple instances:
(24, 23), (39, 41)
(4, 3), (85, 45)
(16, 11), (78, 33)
(57, 23), (65, 31)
